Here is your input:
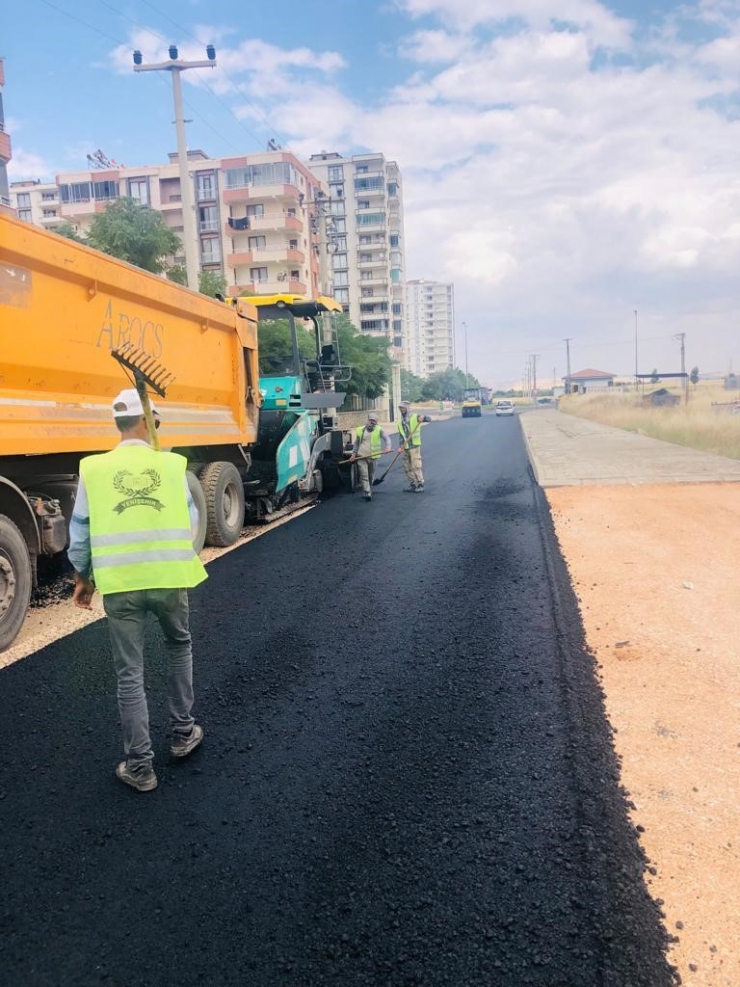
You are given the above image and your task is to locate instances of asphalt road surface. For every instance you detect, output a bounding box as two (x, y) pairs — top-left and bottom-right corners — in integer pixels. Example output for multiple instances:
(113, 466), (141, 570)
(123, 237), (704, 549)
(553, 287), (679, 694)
(0, 414), (676, 987)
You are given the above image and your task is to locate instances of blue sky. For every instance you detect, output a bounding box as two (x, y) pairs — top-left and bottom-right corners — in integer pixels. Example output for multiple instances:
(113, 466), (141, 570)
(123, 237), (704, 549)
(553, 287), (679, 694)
(6, 0), (740, 386)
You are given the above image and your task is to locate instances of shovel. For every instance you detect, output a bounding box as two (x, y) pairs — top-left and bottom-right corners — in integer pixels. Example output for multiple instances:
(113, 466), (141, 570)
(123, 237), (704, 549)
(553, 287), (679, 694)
(372, 419), (421, 486)
(111, 343), (175, 451)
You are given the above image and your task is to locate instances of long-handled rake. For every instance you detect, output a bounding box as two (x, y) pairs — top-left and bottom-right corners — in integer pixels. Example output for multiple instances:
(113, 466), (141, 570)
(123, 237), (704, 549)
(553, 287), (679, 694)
(111, 343), (175, 451)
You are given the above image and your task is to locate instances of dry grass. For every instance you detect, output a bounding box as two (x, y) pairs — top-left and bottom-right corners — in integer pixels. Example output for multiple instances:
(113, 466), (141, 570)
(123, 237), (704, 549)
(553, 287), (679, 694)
(559, 386), (740, 459)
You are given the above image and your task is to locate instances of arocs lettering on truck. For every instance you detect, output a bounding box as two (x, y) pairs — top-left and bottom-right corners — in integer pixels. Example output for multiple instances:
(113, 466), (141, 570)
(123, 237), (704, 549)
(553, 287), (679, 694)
(96, 299), (164, 359)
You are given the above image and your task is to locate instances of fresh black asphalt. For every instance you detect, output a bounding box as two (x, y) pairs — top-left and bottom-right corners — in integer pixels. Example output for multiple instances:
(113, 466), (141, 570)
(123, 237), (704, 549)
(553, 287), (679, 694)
(0, 413), (677, 987)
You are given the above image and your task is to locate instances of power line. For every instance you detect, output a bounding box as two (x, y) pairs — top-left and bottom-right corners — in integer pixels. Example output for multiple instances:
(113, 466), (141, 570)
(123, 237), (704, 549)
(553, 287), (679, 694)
(138, 0), (293, 149)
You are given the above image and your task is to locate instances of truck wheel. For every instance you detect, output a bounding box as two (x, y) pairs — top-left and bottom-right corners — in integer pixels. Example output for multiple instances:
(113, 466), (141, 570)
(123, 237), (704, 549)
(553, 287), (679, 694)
(186, 471), (208, 553)
(199, 462), (245, 547)
(0, 515), (33, 653)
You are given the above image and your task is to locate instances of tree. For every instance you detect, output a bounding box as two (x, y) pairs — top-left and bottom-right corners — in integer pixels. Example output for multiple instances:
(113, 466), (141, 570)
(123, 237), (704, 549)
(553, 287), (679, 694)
(690, 366), (699, 387)
(167, 265), (228, 298)
(650, 368), (660, 384)
(401, 369), (424, 402)
(334, 316), (391, 399)
(86, 197), (181, 274)
(420, 367), (480, 402)
(53, 221), (86, 244)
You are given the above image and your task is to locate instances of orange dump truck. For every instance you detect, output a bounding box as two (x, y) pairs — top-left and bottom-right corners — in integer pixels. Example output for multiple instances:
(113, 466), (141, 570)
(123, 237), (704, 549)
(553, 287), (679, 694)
(0, 213), (261, 650)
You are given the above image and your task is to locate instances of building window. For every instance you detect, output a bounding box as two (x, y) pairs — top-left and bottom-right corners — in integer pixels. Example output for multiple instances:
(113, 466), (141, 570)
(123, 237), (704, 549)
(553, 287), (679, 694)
(16, 192), (31, 207)
(60, 182), (92, 204)
(290, 270), (300, 280)
(333, 271), (348, 286)
(199, 205), (219, 232)
(361, 287), (374, 297)
(328, 165), (344, 181)
(42, 209), (57, 217)
(248, 235), (266, 250)
(201, 239), (221, 263)
(247, 204), (264, 218)
(197, 173), (217, 201)
(333, 218), (346, 233)
(333, 287), (349, 303)
(387, 182), (398, 195)
(390, 234), (400, 247)
(331, 252), (348, 270)
(335, 235), (347, 251)
(250, 266), (268, 282)
(392, 303), (402, 314)
(357, 200), (370, 209)
(128, 178), (149, 206)
(289, 239), (298, 249)
(18, 209), (32, 221)
(354, 176), (384, 191)
(41, 191), (57, 201)
(356, 165), (368, 174)
(357, 212), (385, 226)
(225, 162), (298, 188)
(328, 200), (345, 216)
(93, 180), (119, 201)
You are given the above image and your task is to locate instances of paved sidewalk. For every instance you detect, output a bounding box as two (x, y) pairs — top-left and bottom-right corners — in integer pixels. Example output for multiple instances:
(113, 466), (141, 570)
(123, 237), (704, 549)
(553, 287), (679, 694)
(520, 409), (740, 487)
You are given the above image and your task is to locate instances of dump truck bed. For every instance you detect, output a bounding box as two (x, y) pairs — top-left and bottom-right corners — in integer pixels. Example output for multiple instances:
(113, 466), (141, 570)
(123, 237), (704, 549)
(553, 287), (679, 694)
(0, 214), (259, 457)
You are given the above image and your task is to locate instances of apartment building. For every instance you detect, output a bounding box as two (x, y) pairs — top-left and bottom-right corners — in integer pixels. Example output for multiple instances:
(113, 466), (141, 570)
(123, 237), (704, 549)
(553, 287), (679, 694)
(405, 279), (456, 378)
(11, 149), (324, 296)
(306, 151), (406, 355)
(11, 179), (63, 227)
(0, 60), (12, 207)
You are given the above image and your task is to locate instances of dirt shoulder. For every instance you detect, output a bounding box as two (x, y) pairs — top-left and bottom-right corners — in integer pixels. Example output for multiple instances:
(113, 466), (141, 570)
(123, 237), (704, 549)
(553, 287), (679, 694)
(547, 483), (739, 987)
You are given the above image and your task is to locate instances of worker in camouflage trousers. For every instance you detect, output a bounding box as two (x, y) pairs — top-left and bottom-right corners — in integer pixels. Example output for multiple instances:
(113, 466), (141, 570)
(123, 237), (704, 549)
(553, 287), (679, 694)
(397, 400), (432, 492)
(351, 411), (392, 501)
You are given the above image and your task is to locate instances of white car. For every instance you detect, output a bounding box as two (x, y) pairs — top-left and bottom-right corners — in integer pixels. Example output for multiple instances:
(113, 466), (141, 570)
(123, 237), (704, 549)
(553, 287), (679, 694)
(495, 400), (515, 417)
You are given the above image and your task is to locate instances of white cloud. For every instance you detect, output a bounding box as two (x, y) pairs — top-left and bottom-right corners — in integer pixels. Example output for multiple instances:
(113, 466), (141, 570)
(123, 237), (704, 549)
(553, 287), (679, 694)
(7, 149), (55, 182)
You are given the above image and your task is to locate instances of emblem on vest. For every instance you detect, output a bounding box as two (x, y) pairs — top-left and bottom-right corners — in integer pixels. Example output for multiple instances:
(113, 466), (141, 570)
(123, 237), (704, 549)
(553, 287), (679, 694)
(112, 469), (164, 514)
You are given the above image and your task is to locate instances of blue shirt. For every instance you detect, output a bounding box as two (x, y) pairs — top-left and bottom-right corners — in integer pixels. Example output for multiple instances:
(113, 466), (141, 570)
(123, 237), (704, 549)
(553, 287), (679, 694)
(68, 440), (199, 579)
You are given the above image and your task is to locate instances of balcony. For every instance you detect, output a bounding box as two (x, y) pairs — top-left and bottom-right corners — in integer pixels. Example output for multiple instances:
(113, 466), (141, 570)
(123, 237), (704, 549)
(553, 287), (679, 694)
(223, 183), (301, 205)
(227, 214), (303, 234)
(199, 220), (220, 233)
(160, 195), (182, 209)
(0, 129), (11, 164)
(235, 279), (307, 295)
(359, 275), (389, 287)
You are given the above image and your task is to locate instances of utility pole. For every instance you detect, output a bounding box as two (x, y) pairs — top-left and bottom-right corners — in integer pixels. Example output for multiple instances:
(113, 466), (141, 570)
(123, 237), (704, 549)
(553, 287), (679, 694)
(530, 354), (539, 404)
(463, 321), (469, 381)
(634, 309), (639, 389)
(675, 332), (687, 402)
(563, 337), (572, 394)
(312, 187), (337, 349)
(134, 45), (217, 291)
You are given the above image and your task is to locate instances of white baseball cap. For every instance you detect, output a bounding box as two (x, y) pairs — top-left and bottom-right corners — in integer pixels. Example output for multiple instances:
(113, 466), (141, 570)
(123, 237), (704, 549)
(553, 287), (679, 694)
(111, 388), (159, 419)
(367, 412), (379, 423)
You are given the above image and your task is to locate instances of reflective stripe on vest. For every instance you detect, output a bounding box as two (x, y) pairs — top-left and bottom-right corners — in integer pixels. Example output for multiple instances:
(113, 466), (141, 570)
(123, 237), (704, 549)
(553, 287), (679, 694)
(80, 445), (207, 595)
(398, 414), (422, 446)
(356, 425), (383, 459)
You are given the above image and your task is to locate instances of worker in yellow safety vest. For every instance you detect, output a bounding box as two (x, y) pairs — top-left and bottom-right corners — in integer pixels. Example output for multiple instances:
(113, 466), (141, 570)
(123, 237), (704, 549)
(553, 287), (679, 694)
(350, 411), (392, 501)
(397, 400), (432, 492)
(68, 389), (207, 793)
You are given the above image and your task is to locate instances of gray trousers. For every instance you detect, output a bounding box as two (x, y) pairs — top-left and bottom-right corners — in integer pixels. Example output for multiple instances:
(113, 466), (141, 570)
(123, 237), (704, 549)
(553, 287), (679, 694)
(103, 587), (195, 770)
(357, 458), (377, 493)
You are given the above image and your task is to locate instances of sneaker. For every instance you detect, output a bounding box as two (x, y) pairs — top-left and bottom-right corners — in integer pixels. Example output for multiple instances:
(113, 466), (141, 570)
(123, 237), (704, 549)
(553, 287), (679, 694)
(363, 493), (372, 501)
(116, 761), (157, 792)
(403, 485), (417, 493)
(170, 723), (204, 759)
(415, 484), (425, 493)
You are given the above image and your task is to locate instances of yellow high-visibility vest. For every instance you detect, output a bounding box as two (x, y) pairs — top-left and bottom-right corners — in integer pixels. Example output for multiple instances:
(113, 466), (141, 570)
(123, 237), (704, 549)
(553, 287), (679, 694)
(80, 444), (207, 595)
(355, 425), (383, 459)
(398, 414), (423, 447)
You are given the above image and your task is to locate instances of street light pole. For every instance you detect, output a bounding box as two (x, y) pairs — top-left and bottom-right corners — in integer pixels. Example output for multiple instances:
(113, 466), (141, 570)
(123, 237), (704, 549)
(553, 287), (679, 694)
(134, 45), (217, 291)
(463, 321), (468, 380)
(563, 337), (572, 394)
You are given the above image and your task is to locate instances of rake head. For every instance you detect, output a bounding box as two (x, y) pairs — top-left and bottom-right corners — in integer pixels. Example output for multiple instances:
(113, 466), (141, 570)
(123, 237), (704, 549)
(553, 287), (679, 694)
(111, 342), (175, 398)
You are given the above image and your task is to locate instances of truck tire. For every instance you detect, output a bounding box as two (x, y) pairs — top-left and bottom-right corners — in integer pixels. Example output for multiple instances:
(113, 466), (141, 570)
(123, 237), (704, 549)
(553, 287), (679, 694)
(199, 462), (245, 547)
(0, 515), (33, 653)
(186, 471), (208, 554)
